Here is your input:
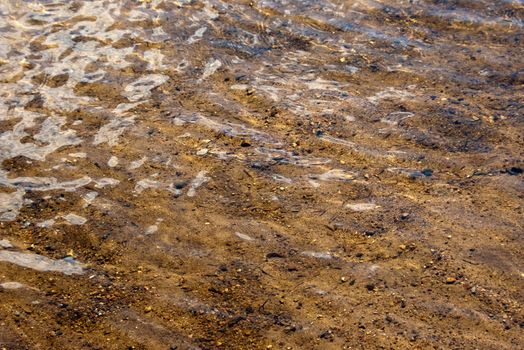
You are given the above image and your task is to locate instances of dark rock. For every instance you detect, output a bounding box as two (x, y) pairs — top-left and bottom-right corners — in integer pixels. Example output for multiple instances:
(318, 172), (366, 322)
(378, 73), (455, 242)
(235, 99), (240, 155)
(174, 181), (188, 189)
(421, 168), (433, 176)
(226, 315), (246, 327)
(365, 283), (376, 291)
(319, 330), (333, 339)
(507, 167), (523, 175)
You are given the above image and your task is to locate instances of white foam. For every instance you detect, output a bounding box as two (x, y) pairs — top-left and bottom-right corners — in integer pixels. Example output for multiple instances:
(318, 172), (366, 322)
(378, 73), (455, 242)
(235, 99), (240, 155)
(175, 113), (271, 142)
(135, 179), (162, 193)
(381, 111), (415, 126)
(230, 84), (249, 90)
(345, 203), (380, 211)
(122, 74), (169, 102)
(7, 176), (91, 192)
(301, 251), (332, 259)
(199, 59), (222, 81)
(0, 175), (92, 192)
(271, 174), (293, 184)
(234, 232), (254, 241)
(37, 219), (55, 228)
(143, 49), (167, 70)
(0, 250), (84, 275)
(0, 239), (13, 249)
(113, 102), (144, 114)
(94, 178), (120, 188)
(63, 213), (87, 225)
(303, 77), (346, 92)
(82, 191), (98, 206)
(188, 26), (207, 44)
(313, 169), (355, 182)
(308, 179), (320, 188)
(202, 3), (219, 20)
(0, 1), (173, 210)
(0, 113), (81, 162)
(93, 117), (136, 146)
(0, 282), (26, 290)
(187, 171), (210, 197)
(69, 152), (87, 158)
(128, 156), (148, 170)
(0, 189), (25, 221)
(368, 88), (414, 104)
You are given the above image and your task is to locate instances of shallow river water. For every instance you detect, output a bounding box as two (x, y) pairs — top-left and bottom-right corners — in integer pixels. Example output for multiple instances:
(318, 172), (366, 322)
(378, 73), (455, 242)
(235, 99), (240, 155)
(0, 0), (523, 349)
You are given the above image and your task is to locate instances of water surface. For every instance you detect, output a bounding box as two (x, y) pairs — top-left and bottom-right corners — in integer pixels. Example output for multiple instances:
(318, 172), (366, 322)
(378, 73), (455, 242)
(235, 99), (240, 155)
(0, 0), (523, 349)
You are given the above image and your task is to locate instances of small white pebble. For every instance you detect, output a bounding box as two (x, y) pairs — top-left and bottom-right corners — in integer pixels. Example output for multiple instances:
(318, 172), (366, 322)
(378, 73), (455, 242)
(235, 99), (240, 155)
(107, 156), (119, 167)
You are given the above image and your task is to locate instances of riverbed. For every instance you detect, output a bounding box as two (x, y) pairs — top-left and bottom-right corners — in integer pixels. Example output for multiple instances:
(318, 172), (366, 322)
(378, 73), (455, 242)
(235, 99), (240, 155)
(0, 0), (523, 349)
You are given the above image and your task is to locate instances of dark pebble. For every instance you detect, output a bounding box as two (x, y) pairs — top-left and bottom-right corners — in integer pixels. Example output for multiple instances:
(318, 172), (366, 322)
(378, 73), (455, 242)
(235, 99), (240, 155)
(421, 169), (433, 176)
(266, 252), (285, 259)
(507, 167), (523, 175)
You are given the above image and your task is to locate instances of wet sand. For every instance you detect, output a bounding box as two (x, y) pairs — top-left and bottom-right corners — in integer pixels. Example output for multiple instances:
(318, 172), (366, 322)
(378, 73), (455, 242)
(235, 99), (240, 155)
(0, 0), (523, 349)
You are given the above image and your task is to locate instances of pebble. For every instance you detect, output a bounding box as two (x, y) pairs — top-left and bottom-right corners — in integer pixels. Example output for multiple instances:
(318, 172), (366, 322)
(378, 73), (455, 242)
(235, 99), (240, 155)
(421, 168), (433, 176)
(507, 167), (522, 175)
(107, 156), (119, 167)
(145, 225), (158, 235)
(446, 277), (457, 284)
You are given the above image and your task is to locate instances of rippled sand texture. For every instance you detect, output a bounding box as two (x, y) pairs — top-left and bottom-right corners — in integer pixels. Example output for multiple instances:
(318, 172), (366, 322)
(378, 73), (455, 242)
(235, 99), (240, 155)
(0, 0), (523, 349)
